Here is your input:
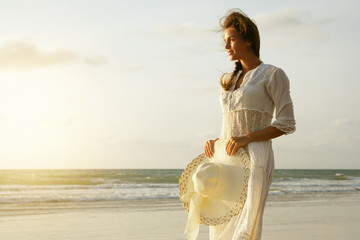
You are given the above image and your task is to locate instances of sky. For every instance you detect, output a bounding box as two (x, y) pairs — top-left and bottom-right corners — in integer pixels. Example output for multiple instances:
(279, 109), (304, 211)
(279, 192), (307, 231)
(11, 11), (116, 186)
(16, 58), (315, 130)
(0, 0), (359, 169)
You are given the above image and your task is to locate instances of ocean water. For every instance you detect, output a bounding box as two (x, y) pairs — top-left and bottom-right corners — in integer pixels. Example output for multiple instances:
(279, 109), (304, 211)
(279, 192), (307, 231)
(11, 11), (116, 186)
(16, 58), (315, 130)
(0, 169), (359, 214)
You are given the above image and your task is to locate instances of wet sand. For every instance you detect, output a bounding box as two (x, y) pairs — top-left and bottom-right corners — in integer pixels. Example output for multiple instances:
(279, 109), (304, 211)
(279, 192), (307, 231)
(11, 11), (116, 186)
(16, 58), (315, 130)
(0, 193), (359, 240)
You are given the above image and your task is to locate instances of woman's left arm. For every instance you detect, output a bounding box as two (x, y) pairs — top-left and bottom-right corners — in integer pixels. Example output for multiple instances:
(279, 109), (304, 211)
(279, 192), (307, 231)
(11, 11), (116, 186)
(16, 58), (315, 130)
(226, 67), (296, 156)
(226, 126), (284, 156)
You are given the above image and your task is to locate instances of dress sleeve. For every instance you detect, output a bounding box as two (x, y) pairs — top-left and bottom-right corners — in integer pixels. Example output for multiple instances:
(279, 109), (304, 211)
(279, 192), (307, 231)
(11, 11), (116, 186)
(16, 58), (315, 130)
(266, 68), (296, 134)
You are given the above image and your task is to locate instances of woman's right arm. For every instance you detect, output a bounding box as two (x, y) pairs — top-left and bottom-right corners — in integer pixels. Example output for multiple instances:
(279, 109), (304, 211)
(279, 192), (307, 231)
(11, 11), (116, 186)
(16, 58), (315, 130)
(204, 138), (219, 158)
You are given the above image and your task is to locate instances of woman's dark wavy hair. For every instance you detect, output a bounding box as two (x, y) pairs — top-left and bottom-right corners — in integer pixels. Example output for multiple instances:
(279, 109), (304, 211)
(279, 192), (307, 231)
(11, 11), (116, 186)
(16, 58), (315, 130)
(219, 9), (260, 91)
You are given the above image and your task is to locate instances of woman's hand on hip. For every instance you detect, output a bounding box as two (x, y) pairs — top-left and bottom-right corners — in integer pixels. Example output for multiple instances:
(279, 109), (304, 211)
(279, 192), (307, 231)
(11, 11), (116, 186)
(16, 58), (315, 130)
(204, 138), (219, 158)
(226, 136), (250, 156)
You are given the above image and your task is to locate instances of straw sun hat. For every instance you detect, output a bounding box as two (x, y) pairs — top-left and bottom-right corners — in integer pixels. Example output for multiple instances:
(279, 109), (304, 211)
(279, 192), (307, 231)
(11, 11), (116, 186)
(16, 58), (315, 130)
(179, 139), (251, 240)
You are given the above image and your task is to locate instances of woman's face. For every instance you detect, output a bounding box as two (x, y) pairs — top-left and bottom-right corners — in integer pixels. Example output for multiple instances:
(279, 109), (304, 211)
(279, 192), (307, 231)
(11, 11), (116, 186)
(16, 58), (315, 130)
(223, 27), (252, 61)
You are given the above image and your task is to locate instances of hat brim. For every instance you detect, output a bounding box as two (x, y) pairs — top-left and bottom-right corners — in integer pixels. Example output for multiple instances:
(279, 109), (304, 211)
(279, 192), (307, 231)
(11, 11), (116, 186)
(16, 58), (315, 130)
(179, 140), (251, 226)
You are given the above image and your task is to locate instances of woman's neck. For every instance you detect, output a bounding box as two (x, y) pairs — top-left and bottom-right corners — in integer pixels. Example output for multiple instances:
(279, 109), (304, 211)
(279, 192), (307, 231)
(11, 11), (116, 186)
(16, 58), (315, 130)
(239, 56), (262, 73)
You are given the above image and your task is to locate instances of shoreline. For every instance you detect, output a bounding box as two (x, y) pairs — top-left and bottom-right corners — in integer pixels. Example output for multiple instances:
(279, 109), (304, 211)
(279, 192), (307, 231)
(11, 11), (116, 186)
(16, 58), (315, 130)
(0, 192), (359, 239)
(1, 191), (358, 215)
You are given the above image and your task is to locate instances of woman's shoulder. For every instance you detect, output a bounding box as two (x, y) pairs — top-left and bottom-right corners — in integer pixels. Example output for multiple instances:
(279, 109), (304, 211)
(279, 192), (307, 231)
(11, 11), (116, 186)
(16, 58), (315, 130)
(261, 63), (290, 88)
(261, 63), (289, 81)
(262, 63), (283, 75)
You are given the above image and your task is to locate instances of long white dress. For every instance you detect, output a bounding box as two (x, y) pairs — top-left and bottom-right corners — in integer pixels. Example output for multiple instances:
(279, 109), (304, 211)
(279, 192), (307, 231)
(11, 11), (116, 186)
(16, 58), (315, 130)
(209, 62), (296, 240)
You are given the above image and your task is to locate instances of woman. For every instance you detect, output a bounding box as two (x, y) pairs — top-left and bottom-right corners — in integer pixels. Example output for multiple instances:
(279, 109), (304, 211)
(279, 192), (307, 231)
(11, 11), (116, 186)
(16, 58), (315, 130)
(204, 9), (296, 240)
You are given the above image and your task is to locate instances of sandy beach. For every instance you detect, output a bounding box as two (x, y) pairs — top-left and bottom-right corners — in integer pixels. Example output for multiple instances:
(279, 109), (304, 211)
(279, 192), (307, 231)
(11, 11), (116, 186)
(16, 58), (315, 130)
(0, 192), (359, 240)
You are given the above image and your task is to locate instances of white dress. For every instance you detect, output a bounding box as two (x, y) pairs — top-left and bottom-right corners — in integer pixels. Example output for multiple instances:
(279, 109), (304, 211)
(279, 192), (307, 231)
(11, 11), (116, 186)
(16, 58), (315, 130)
(209, 62), (296, 240)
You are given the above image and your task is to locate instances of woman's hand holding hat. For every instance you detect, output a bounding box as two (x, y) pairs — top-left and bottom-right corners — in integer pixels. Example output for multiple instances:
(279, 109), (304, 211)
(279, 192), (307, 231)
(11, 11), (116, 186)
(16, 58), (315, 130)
(226, 136), (250, 156)
(179, 139), (251, 239)
(225, 126), (286, 156)
(204, 138), (219, 158)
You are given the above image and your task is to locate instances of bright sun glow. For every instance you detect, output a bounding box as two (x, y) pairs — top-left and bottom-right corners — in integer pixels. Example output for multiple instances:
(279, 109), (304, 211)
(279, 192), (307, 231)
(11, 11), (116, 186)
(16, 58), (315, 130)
(0, 75), (77, 169)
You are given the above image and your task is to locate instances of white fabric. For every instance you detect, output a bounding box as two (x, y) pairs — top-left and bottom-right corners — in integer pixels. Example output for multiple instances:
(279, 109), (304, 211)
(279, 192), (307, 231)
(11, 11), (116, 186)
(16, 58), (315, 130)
(186, 193), (204, 240)
(210, 63), (296, 240)
(220, 63), (295, 139)
(181, 141), (250, 240)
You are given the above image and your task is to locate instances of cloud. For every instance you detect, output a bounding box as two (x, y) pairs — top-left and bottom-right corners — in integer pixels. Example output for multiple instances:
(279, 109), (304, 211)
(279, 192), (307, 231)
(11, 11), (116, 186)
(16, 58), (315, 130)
(255, 9), (305, 29)
(330, 118), (356, 127)
(0, 40), (78, 70)
(153, 23), (215, 37)
(84, 56), (106, 66)
(310, 118), (360, 146)
(150, 23), (219, 58)
(278, 118), (360, 151)
(117, 63), (145, 72)
(254, 9), (336, 45)
(0, 40), (107, 70)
